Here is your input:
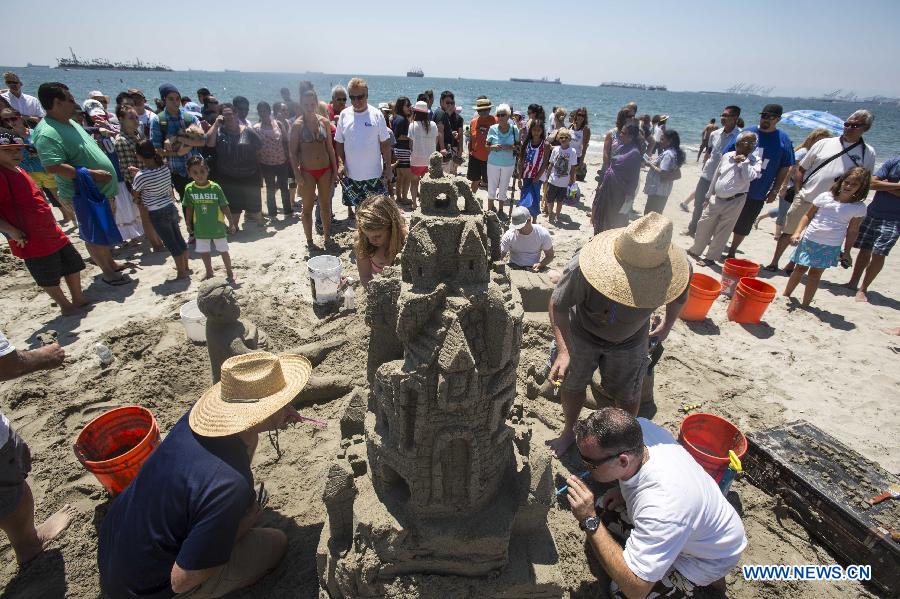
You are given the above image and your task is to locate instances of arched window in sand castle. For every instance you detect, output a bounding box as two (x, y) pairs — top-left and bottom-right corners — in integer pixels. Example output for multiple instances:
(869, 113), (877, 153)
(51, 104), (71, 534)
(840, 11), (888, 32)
(381, 463), (411, 503)
(431, 429), (477, 508)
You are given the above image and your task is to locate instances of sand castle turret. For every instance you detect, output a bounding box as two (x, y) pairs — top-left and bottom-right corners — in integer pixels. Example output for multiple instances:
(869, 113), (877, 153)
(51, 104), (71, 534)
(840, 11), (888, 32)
(317, 154), (562, 598)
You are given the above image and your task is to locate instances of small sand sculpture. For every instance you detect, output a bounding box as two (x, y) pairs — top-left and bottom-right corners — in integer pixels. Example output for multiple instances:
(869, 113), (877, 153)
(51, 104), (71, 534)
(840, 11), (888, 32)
(196, 278), (264, 383)
(318, 153), (562, 597)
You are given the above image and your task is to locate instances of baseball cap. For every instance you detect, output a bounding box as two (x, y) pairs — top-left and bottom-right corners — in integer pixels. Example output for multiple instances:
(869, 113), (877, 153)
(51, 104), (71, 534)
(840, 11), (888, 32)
(82, 99), (106, 117)
(510, 206), (531, 230)
(378, 102), (390, 111)
(0, 128), (27, 148)
(413, 101), (429, 113)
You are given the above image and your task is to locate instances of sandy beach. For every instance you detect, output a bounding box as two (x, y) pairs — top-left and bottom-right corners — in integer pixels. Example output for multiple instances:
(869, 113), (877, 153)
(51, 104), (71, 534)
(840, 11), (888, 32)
(0, 155), (896, 598)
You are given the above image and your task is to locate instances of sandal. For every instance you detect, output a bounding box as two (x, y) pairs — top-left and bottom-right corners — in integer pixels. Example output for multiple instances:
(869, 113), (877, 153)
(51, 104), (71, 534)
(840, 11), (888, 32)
(101, 274), (133, 286)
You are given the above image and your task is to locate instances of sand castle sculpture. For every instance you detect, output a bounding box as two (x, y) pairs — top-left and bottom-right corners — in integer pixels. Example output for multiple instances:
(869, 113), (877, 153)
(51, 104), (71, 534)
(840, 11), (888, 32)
(196, 278), (264, 383)
(318, 154), (562, 597)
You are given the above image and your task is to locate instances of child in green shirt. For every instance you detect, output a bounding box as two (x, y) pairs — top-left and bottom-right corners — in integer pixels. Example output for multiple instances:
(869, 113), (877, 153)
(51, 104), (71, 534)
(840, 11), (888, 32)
(184, 156), (236, 280)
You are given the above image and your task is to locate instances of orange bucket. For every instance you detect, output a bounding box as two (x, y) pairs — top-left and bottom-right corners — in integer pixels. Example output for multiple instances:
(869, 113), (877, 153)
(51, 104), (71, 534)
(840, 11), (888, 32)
(727, 277), (776, 324)
(720, 258), (759, 297)
(74, 406), (160, 496)
(681, 273), (722, 321)
(678, 413), (747, 482)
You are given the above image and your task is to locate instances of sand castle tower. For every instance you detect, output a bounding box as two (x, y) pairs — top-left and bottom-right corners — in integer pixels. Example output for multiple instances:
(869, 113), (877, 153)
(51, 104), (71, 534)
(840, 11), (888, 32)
(317, 154), (563, 598)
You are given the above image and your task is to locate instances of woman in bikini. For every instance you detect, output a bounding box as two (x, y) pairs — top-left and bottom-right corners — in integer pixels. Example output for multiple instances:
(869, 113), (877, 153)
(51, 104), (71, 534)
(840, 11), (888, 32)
(355, 194), (407, 287)
(290, 89), (338, 248)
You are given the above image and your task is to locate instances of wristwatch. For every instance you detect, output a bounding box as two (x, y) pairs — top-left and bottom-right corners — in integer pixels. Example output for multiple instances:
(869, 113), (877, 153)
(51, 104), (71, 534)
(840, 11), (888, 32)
(580, 515), (600, 534)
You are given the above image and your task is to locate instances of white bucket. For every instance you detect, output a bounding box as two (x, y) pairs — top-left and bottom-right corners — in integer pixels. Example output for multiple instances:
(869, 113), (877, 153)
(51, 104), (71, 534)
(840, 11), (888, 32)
(179, 299), (207, 343)
(306, 255), (342, 304)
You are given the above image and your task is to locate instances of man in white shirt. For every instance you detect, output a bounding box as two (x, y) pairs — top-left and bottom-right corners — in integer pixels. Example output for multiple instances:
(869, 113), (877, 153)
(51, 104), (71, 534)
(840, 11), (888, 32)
(0, 331), (76, 567)
(767, 109), (876, 271)
(565, 408), (746, 598)
(334, 77), (392, 216)
(501, 206), (556, 275)
(689, 132), (762, 265)
(1, 72), (44, 125)
(686, 106), (742, 236)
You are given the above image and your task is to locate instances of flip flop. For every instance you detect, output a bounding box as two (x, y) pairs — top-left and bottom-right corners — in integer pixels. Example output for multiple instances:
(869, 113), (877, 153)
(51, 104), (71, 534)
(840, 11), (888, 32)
(101, 274), (133, 286)
(114, 261), (138, 272)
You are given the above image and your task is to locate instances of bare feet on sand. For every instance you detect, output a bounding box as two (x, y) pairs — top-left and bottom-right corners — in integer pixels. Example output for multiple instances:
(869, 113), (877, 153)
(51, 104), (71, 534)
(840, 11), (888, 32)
(20, 504), (77, 565)
(546, 431), (576, 458)
(855, 290), (868, 303)
(883, 327), (900, 336)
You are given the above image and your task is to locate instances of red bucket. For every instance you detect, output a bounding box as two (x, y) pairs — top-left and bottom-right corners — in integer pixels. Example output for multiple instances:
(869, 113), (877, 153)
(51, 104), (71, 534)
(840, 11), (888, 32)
(680, 273), (722, 321)
(720, 258), (759, 297)
(678, 413), (747, 482)
(74, 406), (160, 496)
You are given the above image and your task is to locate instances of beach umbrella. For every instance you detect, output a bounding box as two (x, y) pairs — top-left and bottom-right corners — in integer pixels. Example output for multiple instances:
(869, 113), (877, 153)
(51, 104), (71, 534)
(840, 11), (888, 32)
(780, 110), (845, 136)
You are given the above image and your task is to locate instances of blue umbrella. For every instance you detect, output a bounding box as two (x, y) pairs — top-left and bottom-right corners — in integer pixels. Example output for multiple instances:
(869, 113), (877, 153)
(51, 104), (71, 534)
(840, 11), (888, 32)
(780, 110), (845, 136)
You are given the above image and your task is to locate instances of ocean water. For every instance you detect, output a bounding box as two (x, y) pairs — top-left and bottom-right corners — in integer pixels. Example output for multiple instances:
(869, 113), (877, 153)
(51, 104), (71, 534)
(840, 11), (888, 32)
(6, 66), (899, 165)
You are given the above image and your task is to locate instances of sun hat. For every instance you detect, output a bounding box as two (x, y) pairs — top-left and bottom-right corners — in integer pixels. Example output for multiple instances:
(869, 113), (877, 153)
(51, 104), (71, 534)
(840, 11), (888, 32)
(82, 99), (106, 117)
(0, 128), (27, 148)
(127, 88), (146, 99)
(760, 103), (783, 117)
(378, 102), (390, 111)
(578, 212), (689, 309)
(658, 114), (670, 123)
(189, 352), (312, 437)
(88, 90), (108, 103)
(473, 97), (493, 111)
(412, 100), (429, 113)
(510, 206), (531, 230)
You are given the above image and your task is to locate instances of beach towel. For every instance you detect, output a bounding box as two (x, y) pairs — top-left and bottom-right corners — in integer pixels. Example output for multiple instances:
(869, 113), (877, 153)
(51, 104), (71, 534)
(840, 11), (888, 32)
(113, 181), (144, 240)
(518, 179), (541, 218)
(72, 168), (123, 246)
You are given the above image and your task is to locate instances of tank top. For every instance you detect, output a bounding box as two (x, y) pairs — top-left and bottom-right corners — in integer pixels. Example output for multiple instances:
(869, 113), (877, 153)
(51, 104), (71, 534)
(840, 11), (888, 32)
(571, 125), (585, 158)
(522, 140), (546, 180)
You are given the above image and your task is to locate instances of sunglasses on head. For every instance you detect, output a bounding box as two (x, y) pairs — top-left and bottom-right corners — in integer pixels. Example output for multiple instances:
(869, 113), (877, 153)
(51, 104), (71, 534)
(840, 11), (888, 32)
(844, 122), (865, 129)
(349, 93), (366, 101)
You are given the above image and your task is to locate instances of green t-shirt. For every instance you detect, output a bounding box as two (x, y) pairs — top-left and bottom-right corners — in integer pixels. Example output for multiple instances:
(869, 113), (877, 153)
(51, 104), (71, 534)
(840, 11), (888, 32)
(184, 181), (229, 239)
(32, 117), (118, 201)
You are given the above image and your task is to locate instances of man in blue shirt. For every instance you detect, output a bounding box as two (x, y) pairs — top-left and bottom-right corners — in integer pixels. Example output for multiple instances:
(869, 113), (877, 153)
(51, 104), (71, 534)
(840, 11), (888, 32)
(149, 83), (205, 200)
(98, 352), (311, 598)
(722, 104), (794, 259)
(846, 154), (900, 302)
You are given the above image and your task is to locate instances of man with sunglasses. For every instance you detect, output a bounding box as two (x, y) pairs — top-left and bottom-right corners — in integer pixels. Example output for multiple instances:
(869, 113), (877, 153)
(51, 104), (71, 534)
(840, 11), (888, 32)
(433, 90), (464, 175)
(565, 408), (746, 599)
(1, 72), (44, 125)
(767, 109), (876, 272)
(685, 106), (741, 237)
(721, 104), (794, 260)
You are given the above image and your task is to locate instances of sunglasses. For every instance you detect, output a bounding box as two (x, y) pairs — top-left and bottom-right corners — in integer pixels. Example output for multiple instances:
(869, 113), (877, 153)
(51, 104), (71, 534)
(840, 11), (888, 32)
(759, 113), (779, 119)
(580, 446), (641, 470)
(333, 97), (347, 102)
(1, 115), (22, 122)
(721, 113), (736, 118)
(843, 122), (865, 129)
(5, 81), (21, 86)
(349, 93), (366, 101)
(497, 113), (510, 117)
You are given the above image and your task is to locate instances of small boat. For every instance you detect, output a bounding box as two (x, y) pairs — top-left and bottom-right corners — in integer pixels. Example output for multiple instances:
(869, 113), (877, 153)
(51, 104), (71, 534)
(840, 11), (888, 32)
(510, 76), (561, 85)
(406, 67), (424, 78)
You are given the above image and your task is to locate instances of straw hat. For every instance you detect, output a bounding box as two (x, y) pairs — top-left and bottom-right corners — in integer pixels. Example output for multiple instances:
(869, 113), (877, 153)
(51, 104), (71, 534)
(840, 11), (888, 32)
(578, 212), (689, 309)
(189, 352), (311, 437)
(473, 98), (493, 111)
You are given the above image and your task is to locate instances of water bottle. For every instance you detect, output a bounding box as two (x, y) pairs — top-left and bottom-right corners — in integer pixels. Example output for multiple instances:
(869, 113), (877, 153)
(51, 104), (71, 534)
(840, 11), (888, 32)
(94, 343), (114, 366)
(343, 286), (356, 310)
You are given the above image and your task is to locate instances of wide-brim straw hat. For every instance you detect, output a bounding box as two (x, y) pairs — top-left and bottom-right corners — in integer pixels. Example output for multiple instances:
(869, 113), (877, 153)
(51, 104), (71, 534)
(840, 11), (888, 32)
(658, 114), (670, 123)
(473, 98), (493, 111)
(579, 212), (689, 309)
(190, 351), (311, 437)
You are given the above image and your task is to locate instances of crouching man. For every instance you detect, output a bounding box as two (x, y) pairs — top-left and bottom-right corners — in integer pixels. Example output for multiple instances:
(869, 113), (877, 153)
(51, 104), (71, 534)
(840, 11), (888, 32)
(565, 408), (746, 598)
(98, 351), (311, 598)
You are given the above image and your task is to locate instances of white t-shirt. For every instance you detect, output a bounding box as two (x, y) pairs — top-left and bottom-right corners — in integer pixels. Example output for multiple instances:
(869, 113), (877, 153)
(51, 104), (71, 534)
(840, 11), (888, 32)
(1, 91), (45, 118)
(619, 419), (747, 586)
(500, 224), (553, 267)
(408, 120), (439, 167)
(803, 192), (868, 247)
(797, 137), (876, 203)
(548, 146), (577, 187)
(334, 105), (391, 181)
(0, 331), (14, 447)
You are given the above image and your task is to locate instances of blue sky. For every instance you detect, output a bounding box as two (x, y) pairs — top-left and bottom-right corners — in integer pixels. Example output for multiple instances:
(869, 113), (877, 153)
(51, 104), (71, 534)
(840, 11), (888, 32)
(7, 0), (900, 97)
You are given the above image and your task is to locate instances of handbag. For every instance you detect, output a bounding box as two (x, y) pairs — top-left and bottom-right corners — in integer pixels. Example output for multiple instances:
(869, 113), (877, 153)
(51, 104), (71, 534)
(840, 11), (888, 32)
(72, 168), (123, 246)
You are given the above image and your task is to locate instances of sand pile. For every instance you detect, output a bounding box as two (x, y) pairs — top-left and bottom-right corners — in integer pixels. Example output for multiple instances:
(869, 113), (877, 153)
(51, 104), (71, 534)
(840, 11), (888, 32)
(0, 155), (894, 598)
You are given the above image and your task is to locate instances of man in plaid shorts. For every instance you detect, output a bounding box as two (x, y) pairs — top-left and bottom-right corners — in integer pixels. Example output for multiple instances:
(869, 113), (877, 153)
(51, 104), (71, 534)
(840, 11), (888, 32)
(846, 154), (900, 302)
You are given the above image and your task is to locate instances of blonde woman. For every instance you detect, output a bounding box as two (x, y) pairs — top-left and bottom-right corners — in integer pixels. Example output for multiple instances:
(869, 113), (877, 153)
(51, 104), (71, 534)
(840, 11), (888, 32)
(485, 103), (519, 217)
(355, 195), (407, 286)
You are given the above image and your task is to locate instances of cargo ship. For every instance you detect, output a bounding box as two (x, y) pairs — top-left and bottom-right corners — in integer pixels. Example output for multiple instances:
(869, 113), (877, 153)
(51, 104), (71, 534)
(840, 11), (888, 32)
(406, 67), (424, 78)
(56, 47), (172, 72)
(510, 76), (561, 84)
(600, 81), (667, 91)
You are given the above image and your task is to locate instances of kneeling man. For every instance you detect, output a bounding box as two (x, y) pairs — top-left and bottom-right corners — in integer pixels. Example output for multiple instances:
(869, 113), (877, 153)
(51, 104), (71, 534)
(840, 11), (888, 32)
(566, 408), (746, 598)
(501, 206), (558, 279)
(98, 351), (311, 598)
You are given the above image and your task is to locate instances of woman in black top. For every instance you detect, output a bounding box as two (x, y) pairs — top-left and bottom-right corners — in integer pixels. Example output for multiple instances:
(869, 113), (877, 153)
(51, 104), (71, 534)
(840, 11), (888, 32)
(205, 103), (262, 228)
(391, 96), (412, 205)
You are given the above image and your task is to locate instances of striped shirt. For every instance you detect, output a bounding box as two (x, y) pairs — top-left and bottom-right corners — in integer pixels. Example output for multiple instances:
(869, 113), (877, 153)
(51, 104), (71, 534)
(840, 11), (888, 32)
(132, 166), (175, 211)
(522, 139), (547, 180)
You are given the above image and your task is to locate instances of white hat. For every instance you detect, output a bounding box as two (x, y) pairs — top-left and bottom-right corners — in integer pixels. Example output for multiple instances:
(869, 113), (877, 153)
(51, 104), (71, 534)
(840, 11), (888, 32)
(413, 101), (429, 113)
